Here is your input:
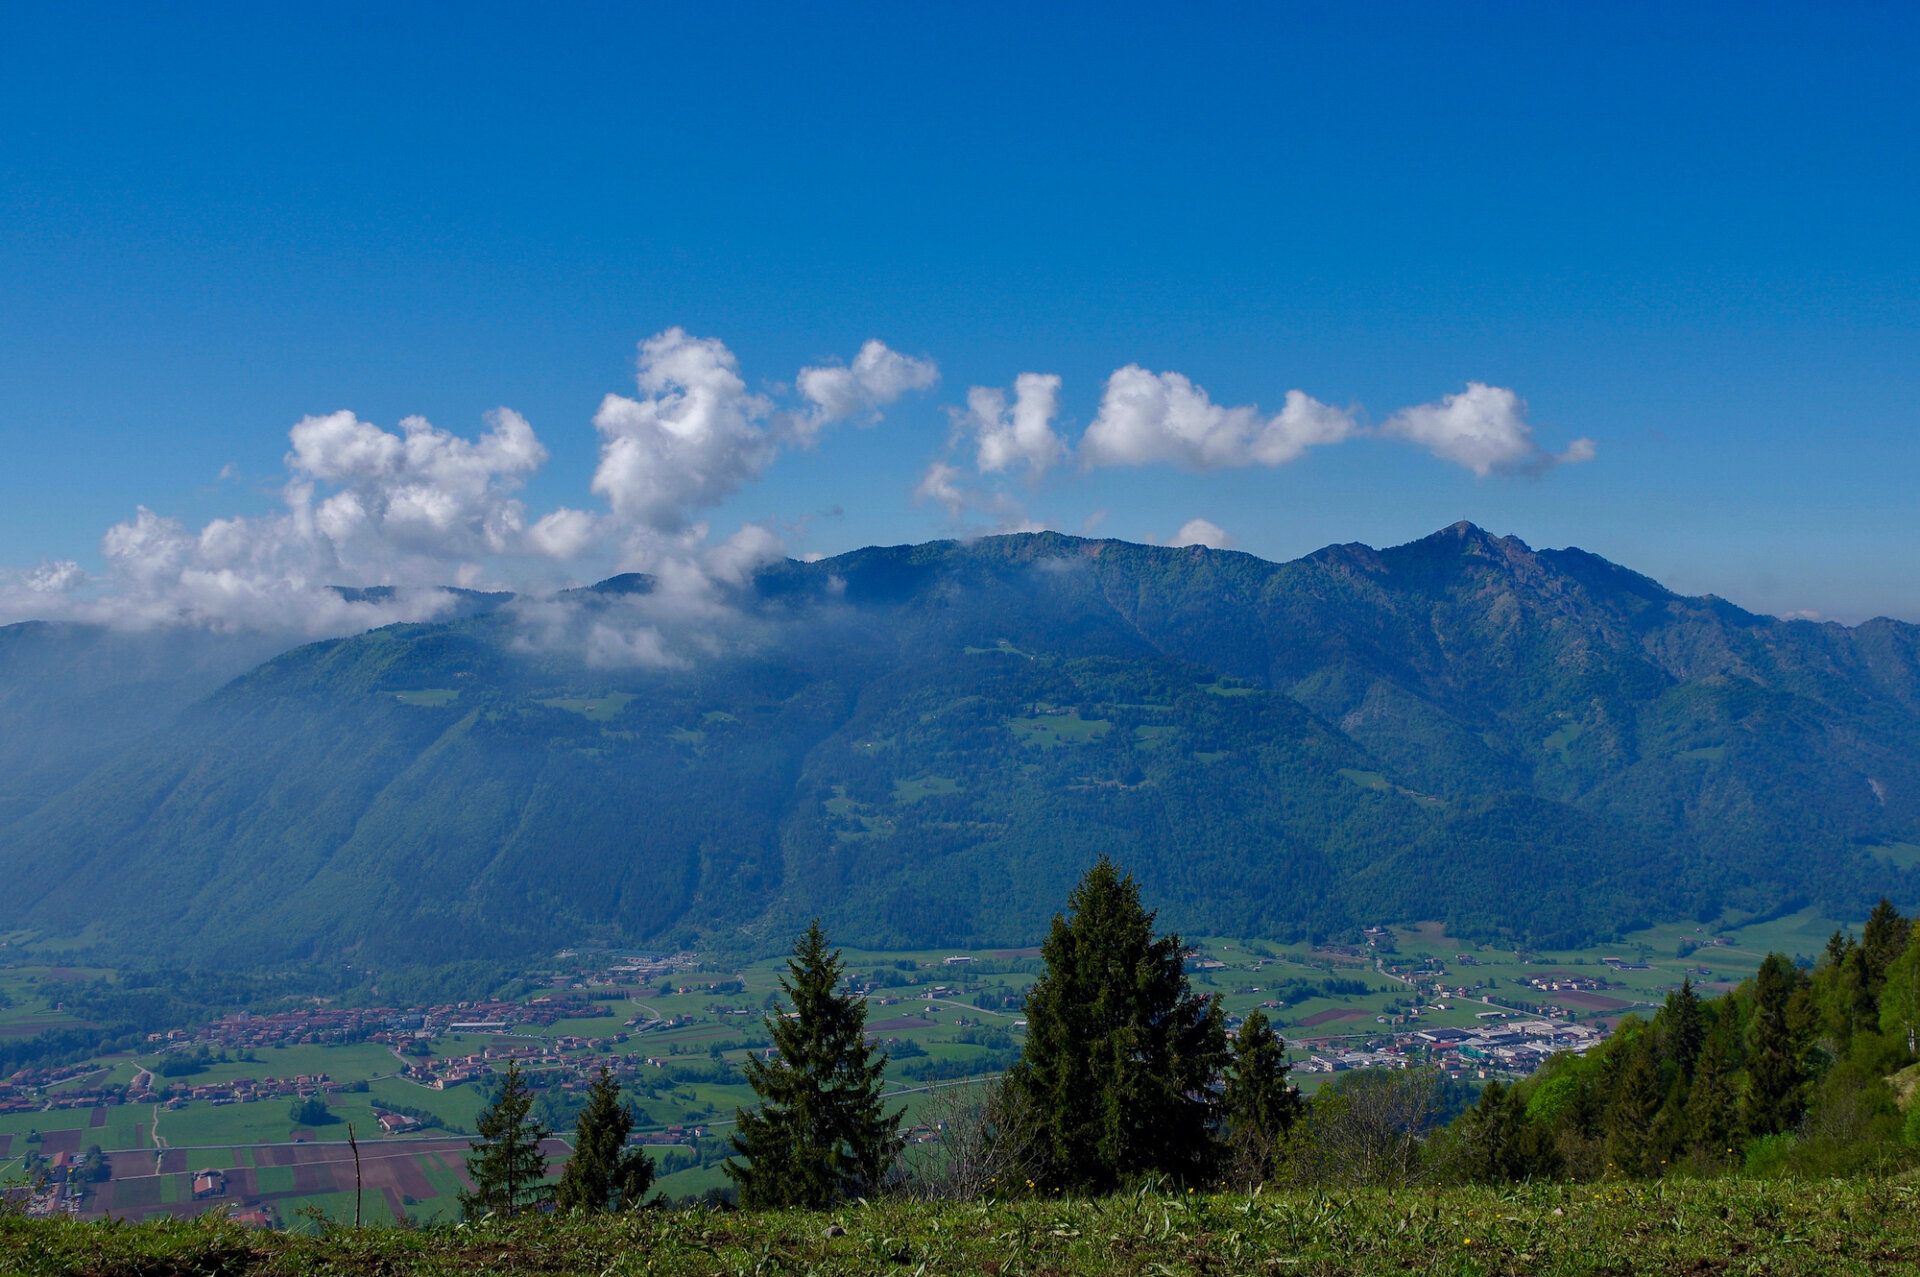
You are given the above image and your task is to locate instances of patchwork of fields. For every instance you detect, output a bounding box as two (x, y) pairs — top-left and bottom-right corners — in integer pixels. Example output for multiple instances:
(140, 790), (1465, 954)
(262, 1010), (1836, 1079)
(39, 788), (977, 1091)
(0, 903), (1841, 1226)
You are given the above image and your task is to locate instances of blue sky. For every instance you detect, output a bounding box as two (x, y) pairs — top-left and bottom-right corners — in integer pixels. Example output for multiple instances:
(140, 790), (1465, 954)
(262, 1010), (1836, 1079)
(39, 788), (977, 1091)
(3, 1), (1918, 627)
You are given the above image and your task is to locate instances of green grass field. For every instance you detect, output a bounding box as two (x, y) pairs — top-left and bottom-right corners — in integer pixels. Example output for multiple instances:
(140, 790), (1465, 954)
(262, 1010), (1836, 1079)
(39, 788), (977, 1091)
(540, 692), (637, 721)
(12, 1179), (1918, 1275)
(891, 775), (962, 801)
(1006, 711), (1111, 747)
(392, 689), (459, 707)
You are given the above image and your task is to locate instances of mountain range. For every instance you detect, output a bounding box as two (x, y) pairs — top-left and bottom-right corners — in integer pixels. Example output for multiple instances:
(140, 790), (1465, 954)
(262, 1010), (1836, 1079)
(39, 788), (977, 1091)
(2, 522), (1916, 966)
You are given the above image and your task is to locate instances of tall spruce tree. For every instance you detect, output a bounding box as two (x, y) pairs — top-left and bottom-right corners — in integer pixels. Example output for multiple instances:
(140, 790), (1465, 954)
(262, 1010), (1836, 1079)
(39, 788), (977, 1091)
(1604, 1040), (1662, 1178)
(1743, 953), (1805, 1137)
(725, 921), (902, 1208)
(1220, 1009), (1301, 1185)
(1684, 1032), (1737, 1164)
(1664, 977), (1705, 1081)
(1862, 897), (1910, 988)
(461, 1061), (551, 1218)
(554, 1065), (655, 1213)
(1457, 1080), (1528, 1183)
(1005, 856), (1228, 1192)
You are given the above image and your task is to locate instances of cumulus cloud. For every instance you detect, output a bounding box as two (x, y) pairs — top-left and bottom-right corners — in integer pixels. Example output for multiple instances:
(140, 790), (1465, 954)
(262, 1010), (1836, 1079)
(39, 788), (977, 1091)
(949, 373), (1066, 479)
(0, 405), (581, 632)
(590, 328), (775, 535)
(0, 327), (949, 642)
(793, 340), (938, 441)
(525, 507), (602, 560)
(285, 407), (549, 563)
(1080, 366), (1356, 470)
(0, 323), (1594, 648)
(1381, 382), (1596, 477)
(1169, 518), (1233, 549)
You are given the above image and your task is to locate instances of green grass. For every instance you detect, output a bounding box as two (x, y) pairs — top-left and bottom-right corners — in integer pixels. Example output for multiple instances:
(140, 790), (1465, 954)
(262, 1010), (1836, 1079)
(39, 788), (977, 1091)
(1873, 841), (1920, 870)
(539, 692), (636, 721)
(962, 639), (1033, 658)
(1337, 767), (1391, 791)
(392, 689), (459, 707)
(148, 1043), (399, 1089)
(156, 1101), (303, 1149)
(1006, 712), (1110, 747)
(285, 1190), (398, 1229)
(0, 1107), (100, 1139)
(1131, 724), (1177, 749)
(252, 1166), (296, 1195)
(891, 775), (961, 802)
(367, 1078), (486, 1133)
(1543, 721), (1584, 761)
(9, 1180), (1919, 1274)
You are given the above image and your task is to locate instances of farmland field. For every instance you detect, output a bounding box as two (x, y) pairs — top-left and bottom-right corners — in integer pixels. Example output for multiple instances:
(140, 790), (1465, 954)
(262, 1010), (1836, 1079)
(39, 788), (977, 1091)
(2, 901), (1857, 1226)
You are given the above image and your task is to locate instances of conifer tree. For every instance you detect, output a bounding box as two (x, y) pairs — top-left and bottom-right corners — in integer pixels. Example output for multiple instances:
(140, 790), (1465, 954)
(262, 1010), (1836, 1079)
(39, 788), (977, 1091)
(1650, 1073), (1690, 1166)
(1742, 953), (1805, 1137)
(1604, 1041), (1662, 1178)
(554, 1065), (654, 1213)
(1664, 977), (1704, 1080)
(1456, 1080), (1534, 1182)
(1684, 1032), (1737, 1165)
(1220, 1009), (1300, 1185)
(461, 1061), (551, 1218)
(1005, 856), (1228, 1192)
(725, 921), (902, 1208)
(1862, 897), (1910, 988)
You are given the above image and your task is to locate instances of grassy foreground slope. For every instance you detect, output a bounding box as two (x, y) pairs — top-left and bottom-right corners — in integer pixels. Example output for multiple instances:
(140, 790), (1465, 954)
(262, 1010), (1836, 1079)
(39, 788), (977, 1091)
(7, 1180), (1919, 1276)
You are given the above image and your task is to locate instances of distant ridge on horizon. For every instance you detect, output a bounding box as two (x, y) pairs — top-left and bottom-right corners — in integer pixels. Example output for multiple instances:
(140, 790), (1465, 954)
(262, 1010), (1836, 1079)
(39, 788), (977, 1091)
(2, 521), (1916, 969)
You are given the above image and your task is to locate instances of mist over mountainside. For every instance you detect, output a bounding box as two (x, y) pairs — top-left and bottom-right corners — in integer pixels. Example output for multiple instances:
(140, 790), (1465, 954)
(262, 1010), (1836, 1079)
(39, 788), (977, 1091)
(2, 522), (1917, 966)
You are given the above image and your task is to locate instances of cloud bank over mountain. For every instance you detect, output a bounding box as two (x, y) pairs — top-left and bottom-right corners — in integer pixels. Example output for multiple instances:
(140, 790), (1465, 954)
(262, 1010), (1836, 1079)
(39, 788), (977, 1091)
(0, 328), (1593, 641)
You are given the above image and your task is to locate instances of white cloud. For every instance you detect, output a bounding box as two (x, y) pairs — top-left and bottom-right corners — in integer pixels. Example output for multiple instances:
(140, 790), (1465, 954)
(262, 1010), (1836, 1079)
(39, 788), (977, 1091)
(1169, 518), (1233, 549)
(702, 523), (786, 588)
(590, 328), (775, 536)
(914, 461), (967, 517)
(793, 340), (938, 441)
(0, 323), (1595, 646)
(0, 406), (570, 633)
(1381, 382), (1596, 477)
(285, 407), (548, 563)
(957, 373), (1067, 478)
(526, 507), (602, 560)
(1079, 366), (1356, 470)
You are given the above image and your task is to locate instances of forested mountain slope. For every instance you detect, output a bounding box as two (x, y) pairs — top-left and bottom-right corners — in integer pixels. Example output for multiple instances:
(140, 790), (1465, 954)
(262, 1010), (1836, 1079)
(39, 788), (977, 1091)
(2, 523), (1916, 963)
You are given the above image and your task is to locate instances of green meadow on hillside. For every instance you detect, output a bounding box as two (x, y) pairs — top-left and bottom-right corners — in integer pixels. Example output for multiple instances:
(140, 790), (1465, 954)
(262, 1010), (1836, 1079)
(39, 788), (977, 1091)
(6, 1179), (1919, 1275)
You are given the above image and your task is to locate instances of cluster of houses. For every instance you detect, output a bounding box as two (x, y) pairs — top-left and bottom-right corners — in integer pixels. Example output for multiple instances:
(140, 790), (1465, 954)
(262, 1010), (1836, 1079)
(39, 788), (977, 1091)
(1297, 1018), (1603, 1078)
(1, 1062), (106, 1112)
(194, 1008), (389, 1049)
(195, 995), (620, 1053)
(154, 1072), (338, 1109)
(399, 1038), (636, 1091)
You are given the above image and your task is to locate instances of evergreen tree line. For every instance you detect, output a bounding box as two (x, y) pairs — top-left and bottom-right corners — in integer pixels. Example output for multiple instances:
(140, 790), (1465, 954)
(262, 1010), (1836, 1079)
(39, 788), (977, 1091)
(1440, 898), (1920, 1184)
(460, 864), (1920, 1214)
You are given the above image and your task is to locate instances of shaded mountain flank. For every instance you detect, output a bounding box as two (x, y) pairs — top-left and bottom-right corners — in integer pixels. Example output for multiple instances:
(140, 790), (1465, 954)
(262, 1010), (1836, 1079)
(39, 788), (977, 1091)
(2, 523), (1916, 964)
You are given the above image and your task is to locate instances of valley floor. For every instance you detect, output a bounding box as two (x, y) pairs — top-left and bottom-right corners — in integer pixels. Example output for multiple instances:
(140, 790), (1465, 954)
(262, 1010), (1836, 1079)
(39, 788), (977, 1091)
(5, 1178), (1918, 1276)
